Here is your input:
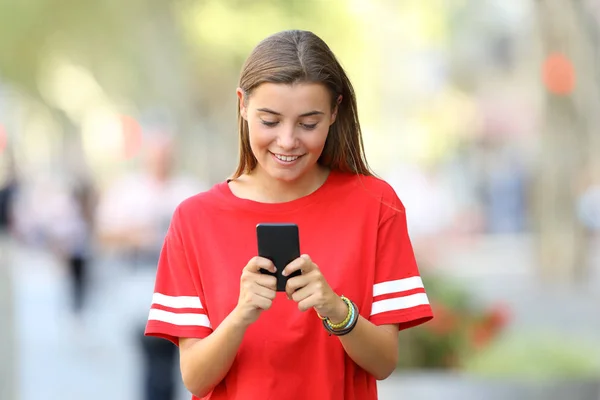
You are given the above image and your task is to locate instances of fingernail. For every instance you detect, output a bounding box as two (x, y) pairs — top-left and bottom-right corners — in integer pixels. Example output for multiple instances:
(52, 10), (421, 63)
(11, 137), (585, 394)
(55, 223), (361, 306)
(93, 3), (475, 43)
(282, 270), (287, 276)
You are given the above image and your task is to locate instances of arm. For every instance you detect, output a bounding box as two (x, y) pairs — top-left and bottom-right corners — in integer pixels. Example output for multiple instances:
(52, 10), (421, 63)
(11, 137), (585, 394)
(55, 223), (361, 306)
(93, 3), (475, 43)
(145, 203), (278, 396)
(284, 253), (431, 381)
(333, 187), (432, 378)
(328, 300), (399, 380)
(179, 256), (278, 397)
(179, 310), (249, 397)
(284, 257), (400, 380)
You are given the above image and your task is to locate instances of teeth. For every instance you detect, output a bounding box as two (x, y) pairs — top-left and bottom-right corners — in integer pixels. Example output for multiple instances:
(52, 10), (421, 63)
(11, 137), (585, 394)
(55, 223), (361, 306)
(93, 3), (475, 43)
(274, 154), (299, 162)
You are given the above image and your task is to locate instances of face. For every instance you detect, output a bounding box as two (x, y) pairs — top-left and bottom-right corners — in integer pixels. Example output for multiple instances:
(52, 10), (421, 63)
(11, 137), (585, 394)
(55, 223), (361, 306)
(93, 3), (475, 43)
(238, 82), (339, 184)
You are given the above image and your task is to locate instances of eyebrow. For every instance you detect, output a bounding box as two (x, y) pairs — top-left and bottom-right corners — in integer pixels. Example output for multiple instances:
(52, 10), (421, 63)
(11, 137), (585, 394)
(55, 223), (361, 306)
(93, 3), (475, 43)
(256, 108), (324, 117)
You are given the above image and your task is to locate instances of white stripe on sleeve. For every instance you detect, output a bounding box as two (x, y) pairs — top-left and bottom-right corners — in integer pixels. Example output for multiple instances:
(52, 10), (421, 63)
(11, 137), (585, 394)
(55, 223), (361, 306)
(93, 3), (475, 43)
(373, 276), (424, 297)
(148, 309), (212, 328)
(370, 293), (430, 316)
(152, 293), (203, 309)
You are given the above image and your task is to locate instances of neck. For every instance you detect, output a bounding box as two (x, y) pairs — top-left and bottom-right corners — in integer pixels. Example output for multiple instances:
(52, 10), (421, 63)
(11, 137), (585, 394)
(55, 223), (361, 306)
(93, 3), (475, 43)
(249, 166), (329, 203)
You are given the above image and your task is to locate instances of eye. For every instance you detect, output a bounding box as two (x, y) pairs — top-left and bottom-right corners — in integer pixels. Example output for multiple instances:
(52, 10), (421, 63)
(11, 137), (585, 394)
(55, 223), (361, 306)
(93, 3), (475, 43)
(301, 123), (317, 130)
(260, 120), (279, 127)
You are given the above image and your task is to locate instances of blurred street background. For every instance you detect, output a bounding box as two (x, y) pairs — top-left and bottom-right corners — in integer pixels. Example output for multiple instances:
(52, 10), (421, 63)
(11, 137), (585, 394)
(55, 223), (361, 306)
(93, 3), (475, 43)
(1, 0), (600, 399)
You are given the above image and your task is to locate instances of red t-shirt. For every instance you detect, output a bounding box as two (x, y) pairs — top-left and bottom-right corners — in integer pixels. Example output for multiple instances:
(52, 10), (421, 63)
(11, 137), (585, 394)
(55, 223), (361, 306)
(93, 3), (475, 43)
(145, 170), (433, 400)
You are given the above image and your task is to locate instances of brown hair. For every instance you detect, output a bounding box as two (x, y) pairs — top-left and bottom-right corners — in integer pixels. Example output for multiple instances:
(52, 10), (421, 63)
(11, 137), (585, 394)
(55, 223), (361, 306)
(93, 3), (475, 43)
(233, 30), (373, 178)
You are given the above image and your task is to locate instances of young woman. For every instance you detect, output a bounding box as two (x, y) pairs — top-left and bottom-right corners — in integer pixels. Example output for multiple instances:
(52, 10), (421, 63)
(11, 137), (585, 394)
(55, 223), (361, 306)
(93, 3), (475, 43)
(145, 30), (433, 400)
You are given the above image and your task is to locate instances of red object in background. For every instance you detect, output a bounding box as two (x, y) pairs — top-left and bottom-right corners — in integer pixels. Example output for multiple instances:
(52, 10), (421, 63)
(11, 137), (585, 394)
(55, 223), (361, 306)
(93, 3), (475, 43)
(0, 124), (6, 155)
(471, 303), (510, 350)
(486, 303), (510, 331)
(543, 52), (576, 95)
(120, 115), (143, 159)
(472, 324), (494, 350)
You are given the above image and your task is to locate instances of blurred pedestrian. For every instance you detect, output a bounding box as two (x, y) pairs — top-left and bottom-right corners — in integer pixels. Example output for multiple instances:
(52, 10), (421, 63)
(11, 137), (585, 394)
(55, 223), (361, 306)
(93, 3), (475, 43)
(96, 129), (204, 400)
(9, 162), (97, 325)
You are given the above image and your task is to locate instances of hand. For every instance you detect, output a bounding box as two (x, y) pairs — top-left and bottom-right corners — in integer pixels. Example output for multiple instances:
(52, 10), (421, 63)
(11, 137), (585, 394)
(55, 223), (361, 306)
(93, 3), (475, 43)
(283, 255), (348, 324)
(232, 256), (277, 327)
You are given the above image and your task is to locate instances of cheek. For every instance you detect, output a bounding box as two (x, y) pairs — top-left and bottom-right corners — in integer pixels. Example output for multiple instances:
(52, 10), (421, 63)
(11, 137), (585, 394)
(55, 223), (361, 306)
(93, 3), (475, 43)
(248, 122), (274, 152)
(305, 127), (329, 152)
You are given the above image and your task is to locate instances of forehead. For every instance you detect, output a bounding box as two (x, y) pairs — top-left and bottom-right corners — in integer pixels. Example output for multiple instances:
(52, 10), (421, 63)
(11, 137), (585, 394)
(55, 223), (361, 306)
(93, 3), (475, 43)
(248, 82), (331, 114)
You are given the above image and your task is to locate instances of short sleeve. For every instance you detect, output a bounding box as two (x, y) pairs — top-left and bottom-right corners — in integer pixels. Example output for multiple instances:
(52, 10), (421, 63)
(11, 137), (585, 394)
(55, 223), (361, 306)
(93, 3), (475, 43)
(144, 207), (213, 345)
(369, 189), (434, 330)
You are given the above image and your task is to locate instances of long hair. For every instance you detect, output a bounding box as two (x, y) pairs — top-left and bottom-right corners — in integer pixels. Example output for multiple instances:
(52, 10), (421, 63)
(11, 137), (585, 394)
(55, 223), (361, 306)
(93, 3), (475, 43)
(233, 30), (373, 178)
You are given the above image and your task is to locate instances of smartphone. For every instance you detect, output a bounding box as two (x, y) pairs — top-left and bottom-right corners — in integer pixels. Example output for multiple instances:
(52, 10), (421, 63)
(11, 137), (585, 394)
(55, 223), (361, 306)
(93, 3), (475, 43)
(256, 223), (301, 292)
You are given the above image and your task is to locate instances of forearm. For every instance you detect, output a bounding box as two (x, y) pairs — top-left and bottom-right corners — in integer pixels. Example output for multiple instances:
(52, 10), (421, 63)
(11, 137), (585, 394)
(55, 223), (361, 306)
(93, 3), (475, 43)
(180, 310), (248, 397)
(337, 316), (398, 380)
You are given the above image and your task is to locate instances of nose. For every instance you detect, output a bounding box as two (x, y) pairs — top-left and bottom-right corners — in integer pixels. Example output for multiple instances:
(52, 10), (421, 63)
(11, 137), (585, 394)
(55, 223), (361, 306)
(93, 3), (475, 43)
(276, 125), (298, 150)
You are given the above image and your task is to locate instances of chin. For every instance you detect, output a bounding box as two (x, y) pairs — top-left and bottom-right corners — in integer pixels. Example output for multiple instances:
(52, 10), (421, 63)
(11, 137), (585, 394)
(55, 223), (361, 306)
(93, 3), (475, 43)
(267, 169), (304, 183)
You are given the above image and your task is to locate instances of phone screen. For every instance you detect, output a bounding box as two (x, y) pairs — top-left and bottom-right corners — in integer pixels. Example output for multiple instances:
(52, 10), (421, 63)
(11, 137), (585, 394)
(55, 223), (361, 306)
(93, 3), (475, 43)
(256, 223), (301, 291)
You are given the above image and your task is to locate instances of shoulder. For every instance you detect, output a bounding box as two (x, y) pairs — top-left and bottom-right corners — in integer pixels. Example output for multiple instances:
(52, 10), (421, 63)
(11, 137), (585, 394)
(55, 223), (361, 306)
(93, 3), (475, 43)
(332, 172), (404, 210)
(324, 172), (406, 227)
(172, 180), (229, 223)
(359, 174), (400, 200)
(165, 182), (225, 241)
(176, 181), (222, 210)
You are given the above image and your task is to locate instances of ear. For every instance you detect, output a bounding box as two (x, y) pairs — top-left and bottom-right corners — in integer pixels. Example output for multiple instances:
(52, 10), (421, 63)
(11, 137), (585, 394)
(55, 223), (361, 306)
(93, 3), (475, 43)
(236, 88), (248, 120)
(330, 94), (343, 125)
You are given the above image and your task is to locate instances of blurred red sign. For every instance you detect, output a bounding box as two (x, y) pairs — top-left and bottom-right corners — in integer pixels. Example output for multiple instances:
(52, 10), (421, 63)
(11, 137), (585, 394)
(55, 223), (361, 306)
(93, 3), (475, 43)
(543, 52), (575, 95)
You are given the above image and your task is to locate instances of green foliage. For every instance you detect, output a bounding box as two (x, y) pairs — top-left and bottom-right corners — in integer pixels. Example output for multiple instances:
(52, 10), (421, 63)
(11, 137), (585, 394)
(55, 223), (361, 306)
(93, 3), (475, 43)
(0, 1), (133, 90)
(0, 0), (364, 109)
(181, 0), (360, 56)
(397, 274), (509, 370)
(463, 333), (600, 380)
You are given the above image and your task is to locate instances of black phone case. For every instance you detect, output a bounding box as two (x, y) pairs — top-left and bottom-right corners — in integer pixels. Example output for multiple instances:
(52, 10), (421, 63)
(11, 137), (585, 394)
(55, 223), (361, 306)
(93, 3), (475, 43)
(256, 223), (301, 292)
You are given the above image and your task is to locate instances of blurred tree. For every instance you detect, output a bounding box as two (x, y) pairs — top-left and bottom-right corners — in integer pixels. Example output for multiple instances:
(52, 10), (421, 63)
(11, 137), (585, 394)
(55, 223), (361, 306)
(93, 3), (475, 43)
(0, 0), (207, 182)
(0, 0), (194, 107)
(0, 0), (369, 182)
(534, 0), (600, 283)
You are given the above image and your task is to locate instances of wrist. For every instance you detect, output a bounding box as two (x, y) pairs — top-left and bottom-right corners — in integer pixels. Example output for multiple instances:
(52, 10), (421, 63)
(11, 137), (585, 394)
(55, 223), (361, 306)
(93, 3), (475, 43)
(321, 296), (359, 336)
(328, 296), (350, 325)
(229, 307), (253, 330)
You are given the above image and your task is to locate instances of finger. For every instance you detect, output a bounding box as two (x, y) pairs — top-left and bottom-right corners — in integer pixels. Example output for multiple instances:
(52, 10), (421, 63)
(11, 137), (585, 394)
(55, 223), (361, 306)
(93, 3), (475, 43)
(282, 254), (316, 276)
(252, 294), (273, 311)
(246, 256), (276, 273)
(285, 274), (311, 298)
(282, 257), (303, 277)
(297, 295), (317, 312)
(255, 274), (277, 291)
(252, 282), (276, 300)
(290, 283), (312, 303)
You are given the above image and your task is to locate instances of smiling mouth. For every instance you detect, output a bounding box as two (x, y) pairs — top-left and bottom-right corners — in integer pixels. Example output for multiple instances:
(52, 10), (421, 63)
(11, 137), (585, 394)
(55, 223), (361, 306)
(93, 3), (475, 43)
(272, 153), (303, 162)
